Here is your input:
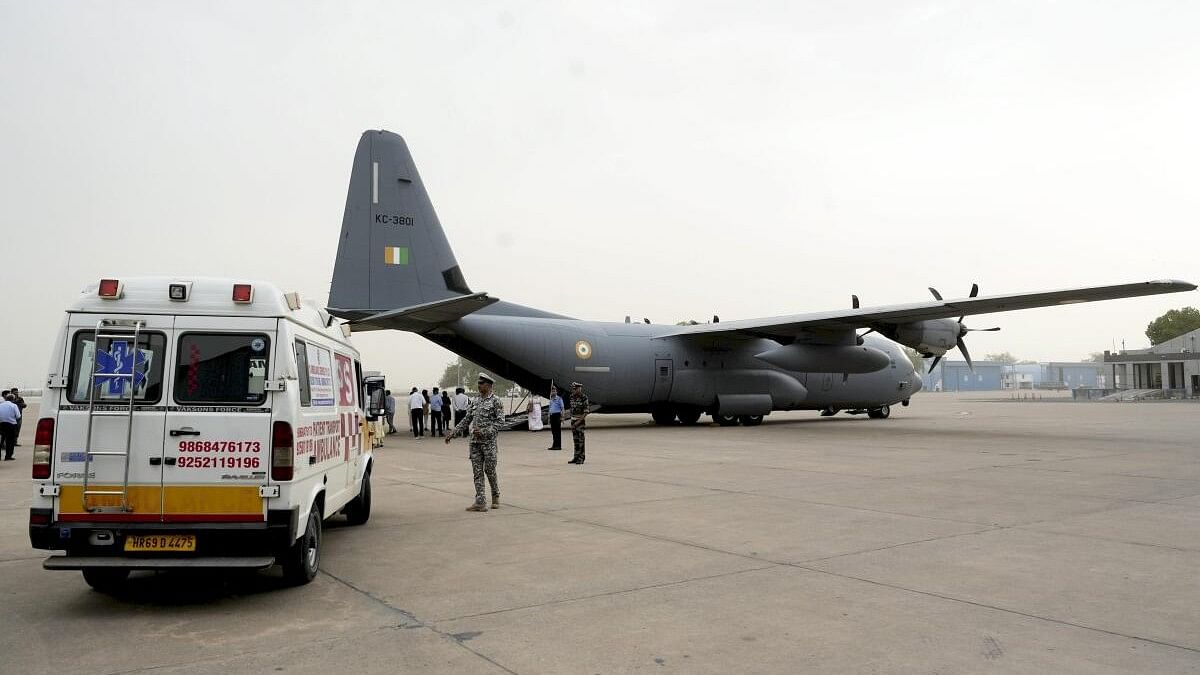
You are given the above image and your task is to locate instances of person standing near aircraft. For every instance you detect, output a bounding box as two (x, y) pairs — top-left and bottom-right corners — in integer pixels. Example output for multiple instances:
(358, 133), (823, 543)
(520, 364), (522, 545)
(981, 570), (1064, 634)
(440, 390), (453, 431)
(453, 387), (469, 437)
(0, 393), (21, 460)
(408, 387), (425, 438)
(384, 390), (397, 434)
(429, 387), (444, 436)
(547, 386), (564, 450)
(9, 388), (25, 446)
(568, 382), (590, 465)
(446, 373), (505, 511)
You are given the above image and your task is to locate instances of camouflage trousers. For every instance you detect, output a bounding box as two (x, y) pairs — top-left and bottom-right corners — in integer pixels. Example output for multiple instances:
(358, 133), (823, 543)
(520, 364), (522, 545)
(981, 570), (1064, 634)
(571, 426), (585, 462)
(470, 443), (499, 504)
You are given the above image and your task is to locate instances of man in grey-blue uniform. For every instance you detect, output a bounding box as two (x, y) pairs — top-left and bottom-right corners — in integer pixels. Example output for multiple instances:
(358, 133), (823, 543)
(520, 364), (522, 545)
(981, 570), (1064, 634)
(446, 373), (506, 511)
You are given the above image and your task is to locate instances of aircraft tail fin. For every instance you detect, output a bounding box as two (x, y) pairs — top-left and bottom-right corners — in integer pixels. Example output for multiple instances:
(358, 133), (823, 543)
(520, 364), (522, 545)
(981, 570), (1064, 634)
(328, 130), (471, 316)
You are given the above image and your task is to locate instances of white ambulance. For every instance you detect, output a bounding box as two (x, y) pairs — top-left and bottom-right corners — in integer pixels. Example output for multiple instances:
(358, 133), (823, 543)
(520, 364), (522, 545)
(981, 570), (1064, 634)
(29, 278), (373, 590)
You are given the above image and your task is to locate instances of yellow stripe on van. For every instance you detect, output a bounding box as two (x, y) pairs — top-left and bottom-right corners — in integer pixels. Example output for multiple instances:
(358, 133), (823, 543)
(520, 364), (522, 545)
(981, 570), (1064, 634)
(59, 484), (161, 518)
(162, 485), (263, 516)
(57, 485), (264, 522)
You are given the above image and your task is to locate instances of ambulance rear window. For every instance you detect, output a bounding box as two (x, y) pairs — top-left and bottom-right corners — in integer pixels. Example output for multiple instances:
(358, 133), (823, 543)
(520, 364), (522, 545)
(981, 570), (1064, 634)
(174, 333), (271, 405)
(66, 331), (167, 404)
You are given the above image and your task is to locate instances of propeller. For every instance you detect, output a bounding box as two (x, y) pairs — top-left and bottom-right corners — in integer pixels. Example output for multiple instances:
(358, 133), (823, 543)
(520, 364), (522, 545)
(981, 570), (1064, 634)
(926, 283), (1001, 373)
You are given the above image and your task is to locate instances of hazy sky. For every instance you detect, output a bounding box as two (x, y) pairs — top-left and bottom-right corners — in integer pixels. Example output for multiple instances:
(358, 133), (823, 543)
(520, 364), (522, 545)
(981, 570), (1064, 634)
(3, 1), (1198, 390)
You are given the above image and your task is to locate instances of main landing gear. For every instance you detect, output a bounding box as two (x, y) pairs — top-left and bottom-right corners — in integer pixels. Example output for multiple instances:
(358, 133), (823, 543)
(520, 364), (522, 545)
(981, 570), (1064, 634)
(651, 405), (704, 426)
(710, 413), (763, 426)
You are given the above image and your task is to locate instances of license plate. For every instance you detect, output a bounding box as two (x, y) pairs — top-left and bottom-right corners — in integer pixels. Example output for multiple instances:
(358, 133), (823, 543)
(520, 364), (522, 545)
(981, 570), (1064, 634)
(124, 534), (196, 552)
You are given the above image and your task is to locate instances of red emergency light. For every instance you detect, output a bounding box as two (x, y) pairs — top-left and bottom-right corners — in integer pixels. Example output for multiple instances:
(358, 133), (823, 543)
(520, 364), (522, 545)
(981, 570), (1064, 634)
(32, 418), (53, 479)
(232, 284), (254, 304)
(98, 278), (122, 299)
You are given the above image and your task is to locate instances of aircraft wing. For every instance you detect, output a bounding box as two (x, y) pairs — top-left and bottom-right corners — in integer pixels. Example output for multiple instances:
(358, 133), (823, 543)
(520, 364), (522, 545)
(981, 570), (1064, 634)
(656, 280), (1197, 340)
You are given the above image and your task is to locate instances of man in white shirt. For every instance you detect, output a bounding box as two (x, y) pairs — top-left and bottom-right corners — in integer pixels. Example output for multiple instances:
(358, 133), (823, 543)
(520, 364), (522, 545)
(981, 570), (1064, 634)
(0, 393), (21, 460)
(407, 387), (426, 438)
(453, 387), (470, 438)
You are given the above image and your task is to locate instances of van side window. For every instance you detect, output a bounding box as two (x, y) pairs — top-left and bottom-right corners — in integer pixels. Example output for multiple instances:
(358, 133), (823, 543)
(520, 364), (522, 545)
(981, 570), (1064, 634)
(303, 343), (335, 407)
(67, 331), (167, 404)
(294, 340), (311, 407)
(174, 333), (270, 405)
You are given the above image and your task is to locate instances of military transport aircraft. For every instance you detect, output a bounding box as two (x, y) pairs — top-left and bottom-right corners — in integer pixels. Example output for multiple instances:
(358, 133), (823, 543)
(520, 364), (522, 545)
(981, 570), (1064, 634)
(327, 130), (1195, 426)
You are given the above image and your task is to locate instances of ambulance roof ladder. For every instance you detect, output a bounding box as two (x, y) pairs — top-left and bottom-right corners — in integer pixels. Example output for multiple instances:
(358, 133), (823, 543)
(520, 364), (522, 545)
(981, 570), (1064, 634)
(81, 318), (145, 513)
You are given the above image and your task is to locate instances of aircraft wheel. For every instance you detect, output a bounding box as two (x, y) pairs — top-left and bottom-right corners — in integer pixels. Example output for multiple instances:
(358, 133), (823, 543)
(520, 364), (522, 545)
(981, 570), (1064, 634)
(819, 407), (839, 417)
(867, 405), (891, 419)
(739, 415), (764, 427)
(713, 413), (740, 427)
(651, 406), (676, 426)
(675, 407), (702, 426)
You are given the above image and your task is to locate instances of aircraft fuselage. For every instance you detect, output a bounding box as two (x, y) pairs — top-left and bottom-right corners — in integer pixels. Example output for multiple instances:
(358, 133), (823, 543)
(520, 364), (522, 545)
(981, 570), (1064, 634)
(430, 313), (922, 413)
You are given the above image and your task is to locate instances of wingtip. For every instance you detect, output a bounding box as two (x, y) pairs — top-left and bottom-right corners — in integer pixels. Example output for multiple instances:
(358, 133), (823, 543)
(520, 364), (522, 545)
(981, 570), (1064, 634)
(1150, 279), (1198, 292)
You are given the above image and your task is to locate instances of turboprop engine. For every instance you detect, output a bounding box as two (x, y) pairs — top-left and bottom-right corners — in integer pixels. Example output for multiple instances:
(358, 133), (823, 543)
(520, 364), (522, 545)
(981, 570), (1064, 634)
(887, 319), (960, 357)
(754, 343), (891, 373)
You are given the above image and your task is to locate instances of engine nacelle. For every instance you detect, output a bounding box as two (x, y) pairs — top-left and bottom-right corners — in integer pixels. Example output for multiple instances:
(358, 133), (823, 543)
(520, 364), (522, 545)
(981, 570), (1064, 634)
(887, 319), (961, 356)
(754, 343), (891, 373)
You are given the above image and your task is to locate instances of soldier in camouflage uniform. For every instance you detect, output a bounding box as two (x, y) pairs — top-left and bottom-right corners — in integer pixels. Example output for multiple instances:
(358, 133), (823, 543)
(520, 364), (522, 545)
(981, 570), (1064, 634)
(445, 373), (506, 511)
(567, 381), (590, 465)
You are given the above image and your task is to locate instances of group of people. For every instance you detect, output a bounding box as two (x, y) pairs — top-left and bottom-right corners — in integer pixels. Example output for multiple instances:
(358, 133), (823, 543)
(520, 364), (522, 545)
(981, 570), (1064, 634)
(0, 388), (26, 461)
(444, 376), (590, 512)
(380, 386), (470, 439)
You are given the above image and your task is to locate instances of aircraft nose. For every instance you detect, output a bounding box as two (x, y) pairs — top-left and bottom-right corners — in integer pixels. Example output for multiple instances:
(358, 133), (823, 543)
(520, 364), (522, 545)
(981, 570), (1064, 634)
(911, 375), (924, 394)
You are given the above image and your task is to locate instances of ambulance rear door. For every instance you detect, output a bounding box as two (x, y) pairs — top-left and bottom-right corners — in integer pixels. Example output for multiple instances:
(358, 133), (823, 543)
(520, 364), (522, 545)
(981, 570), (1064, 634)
(161, 317), (275, 523)
(55, 313), (173, 522)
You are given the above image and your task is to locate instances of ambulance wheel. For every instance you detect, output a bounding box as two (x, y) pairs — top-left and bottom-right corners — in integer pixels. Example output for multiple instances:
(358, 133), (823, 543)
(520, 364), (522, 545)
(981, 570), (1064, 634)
(82, 567), (129, 592)
(675, 407), (702, 426)
(282, 506), (322, 585)
(867, 405), (891, 419)
(344, 472), (372, 526)
(739, 414), (764, 427)
(713, 413), (739, 427)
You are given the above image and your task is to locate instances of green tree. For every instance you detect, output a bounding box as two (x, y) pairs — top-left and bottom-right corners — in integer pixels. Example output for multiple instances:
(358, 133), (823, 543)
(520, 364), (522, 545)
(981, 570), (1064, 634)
(1145, 307), (1200, 345)
(437, 357), (516, 396)
(902, 347), (926, 373)
(1084, 352), (1106, 363)
(985, 351), (1018, 365)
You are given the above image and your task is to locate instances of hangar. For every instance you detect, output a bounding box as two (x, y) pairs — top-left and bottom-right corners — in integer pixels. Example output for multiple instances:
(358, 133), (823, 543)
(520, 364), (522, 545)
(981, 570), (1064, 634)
(1103, 327), (1200, 398)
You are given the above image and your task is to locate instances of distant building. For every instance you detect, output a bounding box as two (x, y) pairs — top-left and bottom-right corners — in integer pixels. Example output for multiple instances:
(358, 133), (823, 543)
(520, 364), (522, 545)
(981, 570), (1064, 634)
(1002, 362), (1106, 390)
(924, 360), (1106, 392)
(1102, 327), (1200, 398)
(923, 360), (1004, 392)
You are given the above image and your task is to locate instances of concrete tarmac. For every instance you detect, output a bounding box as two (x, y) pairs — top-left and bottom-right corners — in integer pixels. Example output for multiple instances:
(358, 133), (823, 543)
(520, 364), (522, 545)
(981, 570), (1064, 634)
(1, 394), (1198, 674)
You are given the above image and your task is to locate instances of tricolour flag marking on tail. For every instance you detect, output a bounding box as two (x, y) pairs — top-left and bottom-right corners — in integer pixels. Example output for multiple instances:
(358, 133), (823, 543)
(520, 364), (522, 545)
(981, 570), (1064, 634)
(384, 246), (409, 265)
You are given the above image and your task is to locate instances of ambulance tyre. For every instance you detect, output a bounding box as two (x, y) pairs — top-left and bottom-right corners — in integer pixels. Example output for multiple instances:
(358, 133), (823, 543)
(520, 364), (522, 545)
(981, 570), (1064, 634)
(282, 505), (322, 585)
(82, 567), (129, 592)
(343, 472), (372, 526)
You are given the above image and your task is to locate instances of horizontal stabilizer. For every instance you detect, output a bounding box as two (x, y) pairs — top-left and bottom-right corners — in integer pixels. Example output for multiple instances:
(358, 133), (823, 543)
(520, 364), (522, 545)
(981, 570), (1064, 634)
(346, 292), (498, 332)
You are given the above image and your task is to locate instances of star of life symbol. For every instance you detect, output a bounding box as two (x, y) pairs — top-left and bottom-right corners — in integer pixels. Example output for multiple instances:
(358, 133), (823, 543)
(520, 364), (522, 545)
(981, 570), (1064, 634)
(94, 341), (148, 396)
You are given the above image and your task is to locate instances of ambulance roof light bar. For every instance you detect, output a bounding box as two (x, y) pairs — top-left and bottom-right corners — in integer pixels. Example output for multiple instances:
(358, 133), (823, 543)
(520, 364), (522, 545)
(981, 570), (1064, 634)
(232, 283), (254, 304)
(98, 279), (123, 299)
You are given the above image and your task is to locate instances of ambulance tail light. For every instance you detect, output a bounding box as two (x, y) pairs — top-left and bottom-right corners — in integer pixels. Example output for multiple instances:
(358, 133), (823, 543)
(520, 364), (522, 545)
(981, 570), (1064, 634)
(33, 418), (53, 479)
(232, 284), (254, 304)
(98, 278), (123, 299)
(271, 421), (294, 481)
